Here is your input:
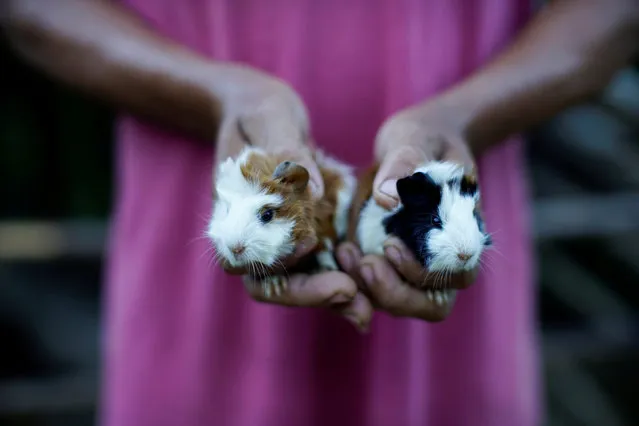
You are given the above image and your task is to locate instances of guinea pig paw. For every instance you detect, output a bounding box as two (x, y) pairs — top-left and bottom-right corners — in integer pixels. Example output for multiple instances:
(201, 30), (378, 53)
(261, 275), (287, 298)
(426, 289), (450, 306)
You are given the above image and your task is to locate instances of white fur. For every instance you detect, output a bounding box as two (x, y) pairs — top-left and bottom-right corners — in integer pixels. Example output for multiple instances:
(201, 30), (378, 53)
(317, 238), (339, 271)
(357, 199), (399, 256)
(207, 147), (295, 268)
(357, 160), (488, 273)
(413, 161), (464, 184)
(314, 150), (357, 239)
(428, 182), (485, 272)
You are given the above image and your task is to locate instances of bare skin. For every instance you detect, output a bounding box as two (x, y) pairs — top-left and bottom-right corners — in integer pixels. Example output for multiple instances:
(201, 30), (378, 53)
(1, 0), (368, 330)
(338, 0), (639, 322)
(3, 0), (639, 329)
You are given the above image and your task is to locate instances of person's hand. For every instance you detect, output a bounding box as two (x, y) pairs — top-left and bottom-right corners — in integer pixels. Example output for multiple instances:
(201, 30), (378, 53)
(339, 100), (480, 322)
(213, 65), (373, 331)
(214, 65), (324, 197)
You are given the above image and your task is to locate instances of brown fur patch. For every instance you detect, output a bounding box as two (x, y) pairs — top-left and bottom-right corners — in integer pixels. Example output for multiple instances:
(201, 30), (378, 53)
(314, 164), (343, 249)
(461, 173), (477, 187)
(346, 163), (379, 243)
(240, 151), (315, 244)
(238, 150), (347, 254)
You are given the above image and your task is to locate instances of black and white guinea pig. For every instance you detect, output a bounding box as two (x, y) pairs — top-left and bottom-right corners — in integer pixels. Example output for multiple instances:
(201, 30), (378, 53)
(350, 161), (492, 295)
(207, 146), (356, 297)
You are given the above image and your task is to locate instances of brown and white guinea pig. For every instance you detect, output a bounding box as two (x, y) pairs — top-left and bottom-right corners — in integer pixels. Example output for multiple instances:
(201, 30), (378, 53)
(207, 146), (356, 297)
(349, 161), (492, 298)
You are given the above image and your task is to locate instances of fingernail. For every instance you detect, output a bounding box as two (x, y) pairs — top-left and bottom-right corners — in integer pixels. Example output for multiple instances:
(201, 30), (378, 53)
(344, 314), (369, 333)
(330, 293), (352, 304)
(379, 180), (398, 200)
(360, 265), (374, 285)
(384, 246), (402, 265)
(340, 248), (356, 271)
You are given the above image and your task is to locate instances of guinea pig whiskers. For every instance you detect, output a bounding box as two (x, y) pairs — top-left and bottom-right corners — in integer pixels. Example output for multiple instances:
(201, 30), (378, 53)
(429, 268), (454, 290)
(480, 251), (498, 275)
(421, 271), (435, 288)
(273, 258), (290, 280)
(478, 257), (494, 276)
(203, 245), (217, 263)
(244, 248), (265, 278)
(198, 245), (217, 268)
(247, 259), (261, 280)
(209, 248), (224, 269)
(485, 237), (502, 258)
(187, 235), (207, 249)
(437, 270), (450, 290)
(255, 261), (268, 280)
(427, 270), (442, 289)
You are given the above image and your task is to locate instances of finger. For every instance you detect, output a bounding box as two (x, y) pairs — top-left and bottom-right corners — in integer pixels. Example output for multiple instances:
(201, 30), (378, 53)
(243, 271), (357, 307)
(213, 120), (248, 177)
(335, 241), (363, 276)
(267, 142), (324, 199)
(383, 238), (479, 290)
(382, 238), (428, 285)
(438, 267), (478, 290)
(329, 240), (376, 330)
(372, 144), (432, 210)
(240, 114), (324, 199)
(359, 255), (455, 322)
(439, 140), (475, 172)
(331, 291), (374, 333)
(289, 148), (324, 199)
(336, 242), (374, 296)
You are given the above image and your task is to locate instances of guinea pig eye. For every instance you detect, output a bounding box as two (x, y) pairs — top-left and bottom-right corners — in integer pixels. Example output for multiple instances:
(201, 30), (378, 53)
(431, 216), (441, 226)
(259, 208), (275, 224)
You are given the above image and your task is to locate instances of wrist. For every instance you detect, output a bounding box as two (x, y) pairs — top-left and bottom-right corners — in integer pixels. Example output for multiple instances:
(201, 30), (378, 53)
(416, 75), (504, 157)
(414, 90), (474, 135)
(177, 60), (276, 140)
(201, 61), (287, 109)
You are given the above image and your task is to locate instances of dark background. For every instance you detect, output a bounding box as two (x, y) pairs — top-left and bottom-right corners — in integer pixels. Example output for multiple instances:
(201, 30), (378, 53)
(1, 27), (639, 426)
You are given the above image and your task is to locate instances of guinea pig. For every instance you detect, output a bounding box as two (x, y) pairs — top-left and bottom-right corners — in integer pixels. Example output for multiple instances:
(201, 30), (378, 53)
(207, 146), (356, 297)
(349, 161), (492, 301)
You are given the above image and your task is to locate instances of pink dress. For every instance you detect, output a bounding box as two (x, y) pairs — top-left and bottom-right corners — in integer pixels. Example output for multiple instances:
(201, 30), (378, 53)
(103, 1), (540, 425)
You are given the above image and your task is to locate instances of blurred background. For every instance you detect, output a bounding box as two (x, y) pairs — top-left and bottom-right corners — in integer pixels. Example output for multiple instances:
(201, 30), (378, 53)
(1, 17), (639, 426)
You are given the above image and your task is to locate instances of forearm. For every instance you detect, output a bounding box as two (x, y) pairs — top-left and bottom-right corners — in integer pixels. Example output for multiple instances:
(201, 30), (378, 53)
(438, 0), (639, 155)
(1, 0), (237, 141)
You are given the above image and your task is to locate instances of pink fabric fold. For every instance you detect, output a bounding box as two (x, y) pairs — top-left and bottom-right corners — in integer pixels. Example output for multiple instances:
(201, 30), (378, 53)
(102, 1), (540, 425)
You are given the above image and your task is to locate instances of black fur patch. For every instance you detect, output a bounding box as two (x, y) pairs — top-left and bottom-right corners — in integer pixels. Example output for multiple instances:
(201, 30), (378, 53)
(473, 210), (492, 246)
(460, 175), (478, 197)
(383, 172), (442, 265)
(447, 177), (460, 191)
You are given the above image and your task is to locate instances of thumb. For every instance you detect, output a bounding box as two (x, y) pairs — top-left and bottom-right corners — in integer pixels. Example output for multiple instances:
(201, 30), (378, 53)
(269, 145), (323, 199)
(439, 141), (475, 173)
(291, 148), (324, 200)
(239, 117), (324, 199)
(372, 144), (432, 210)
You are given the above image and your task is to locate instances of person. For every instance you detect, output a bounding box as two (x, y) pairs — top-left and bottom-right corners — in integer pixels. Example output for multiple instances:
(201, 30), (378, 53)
(3, 0), (638, 425)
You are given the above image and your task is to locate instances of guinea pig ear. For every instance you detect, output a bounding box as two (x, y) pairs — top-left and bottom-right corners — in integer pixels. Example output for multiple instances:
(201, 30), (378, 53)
(272, 161), (310, 192)
(396, 172), (441, 205)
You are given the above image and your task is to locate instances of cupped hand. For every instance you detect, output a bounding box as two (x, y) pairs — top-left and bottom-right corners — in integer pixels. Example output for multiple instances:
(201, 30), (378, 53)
(212, 65), (373, 331)
(345, 100), (481, 321)
(214, 65), (324, 197)
(337, 241), (459, 322)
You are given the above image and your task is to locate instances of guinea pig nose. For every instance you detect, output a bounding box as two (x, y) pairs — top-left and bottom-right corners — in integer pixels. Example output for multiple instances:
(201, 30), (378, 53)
(457, 252), (471, 262)
(231, 244), (246, 256)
